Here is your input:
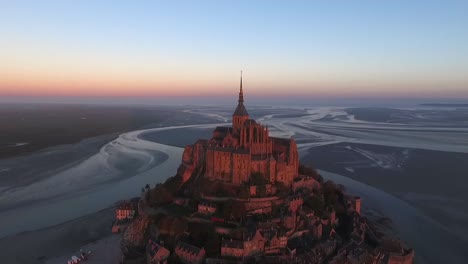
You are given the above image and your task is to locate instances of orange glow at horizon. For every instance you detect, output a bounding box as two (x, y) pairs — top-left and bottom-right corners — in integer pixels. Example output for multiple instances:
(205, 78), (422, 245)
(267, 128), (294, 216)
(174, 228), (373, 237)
(1, 38), (467, 99)
(2, 1), (468, 101)
(2, 75), (467, 99)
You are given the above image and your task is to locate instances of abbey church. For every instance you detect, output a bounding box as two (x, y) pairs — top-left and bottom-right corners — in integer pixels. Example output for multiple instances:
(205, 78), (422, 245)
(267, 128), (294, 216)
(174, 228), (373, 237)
(182, 73), (299, 186)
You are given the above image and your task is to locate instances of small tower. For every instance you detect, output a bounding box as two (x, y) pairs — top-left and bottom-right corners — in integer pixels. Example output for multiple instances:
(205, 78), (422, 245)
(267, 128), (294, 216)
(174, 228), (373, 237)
(232, 71), (249, 129)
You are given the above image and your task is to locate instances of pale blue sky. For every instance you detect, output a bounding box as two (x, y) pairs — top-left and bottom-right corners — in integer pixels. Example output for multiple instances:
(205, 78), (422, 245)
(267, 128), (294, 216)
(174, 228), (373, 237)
(1, 0), (467, 101)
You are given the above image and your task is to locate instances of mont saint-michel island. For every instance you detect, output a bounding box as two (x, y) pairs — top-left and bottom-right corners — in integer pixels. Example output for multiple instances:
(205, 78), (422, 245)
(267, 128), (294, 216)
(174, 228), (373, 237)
(112, 76), (415, 264)
(3, 2), (468, 264)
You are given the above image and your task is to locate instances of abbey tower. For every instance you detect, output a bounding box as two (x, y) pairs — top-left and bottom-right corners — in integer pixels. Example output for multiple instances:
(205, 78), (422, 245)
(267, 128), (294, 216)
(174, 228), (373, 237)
(182, 73), (299, 186)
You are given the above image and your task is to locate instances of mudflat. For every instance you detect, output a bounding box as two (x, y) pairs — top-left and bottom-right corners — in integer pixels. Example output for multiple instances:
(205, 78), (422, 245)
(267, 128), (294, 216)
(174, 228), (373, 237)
(0, 103), (216, 159)
(0, 207), (117, 264)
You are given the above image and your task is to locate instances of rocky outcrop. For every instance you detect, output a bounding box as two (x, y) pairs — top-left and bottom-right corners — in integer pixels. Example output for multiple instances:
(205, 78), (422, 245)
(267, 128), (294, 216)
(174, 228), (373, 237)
(121, 215), (151, 258)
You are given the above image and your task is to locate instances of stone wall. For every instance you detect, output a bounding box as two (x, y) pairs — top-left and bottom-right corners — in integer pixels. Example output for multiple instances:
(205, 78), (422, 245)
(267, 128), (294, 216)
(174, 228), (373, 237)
(388, 249), (415, 264)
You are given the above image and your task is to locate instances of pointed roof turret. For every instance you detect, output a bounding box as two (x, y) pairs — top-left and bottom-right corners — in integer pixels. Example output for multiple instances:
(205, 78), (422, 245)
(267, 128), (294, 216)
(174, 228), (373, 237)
(239, 71), (244, 104)
(233, 71), (249, 117)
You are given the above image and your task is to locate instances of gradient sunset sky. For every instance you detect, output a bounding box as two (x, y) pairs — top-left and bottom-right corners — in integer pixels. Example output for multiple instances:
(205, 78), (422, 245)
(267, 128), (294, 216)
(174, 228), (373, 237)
(1, 0), (467, 102)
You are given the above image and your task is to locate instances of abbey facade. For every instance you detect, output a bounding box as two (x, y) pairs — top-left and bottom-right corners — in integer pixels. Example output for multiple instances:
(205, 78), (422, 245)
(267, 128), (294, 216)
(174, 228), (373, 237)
(182, 74), (299, 186)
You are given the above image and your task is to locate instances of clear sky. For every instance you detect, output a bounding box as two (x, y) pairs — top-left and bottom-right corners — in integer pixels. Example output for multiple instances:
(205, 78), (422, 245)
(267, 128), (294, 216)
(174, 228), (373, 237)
(1, 0), (467, 102)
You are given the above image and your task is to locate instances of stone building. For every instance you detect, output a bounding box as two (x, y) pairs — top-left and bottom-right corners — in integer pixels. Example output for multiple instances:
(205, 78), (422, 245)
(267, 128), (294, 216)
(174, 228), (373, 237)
(262, 230), (288, 254)
(146, 239), (170, 264)
(197, 200), (217, 215)
(116, 201), (136, 221)
(243, 228), (265, 256)
(112, 201), (138, 233)
(182, 73), (299, 186)
(221, 238), (244, 258)
(174, 241), (206, 264)
(220, 227), (282, 258)
(345, 195), (362, 215)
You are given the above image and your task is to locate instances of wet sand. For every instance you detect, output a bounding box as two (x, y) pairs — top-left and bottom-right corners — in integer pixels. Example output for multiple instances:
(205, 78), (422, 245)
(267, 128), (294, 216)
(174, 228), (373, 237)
(1, 106), (467, 263)
(319, 170), (468, 264)
(45, 235), (122, 264)
(0, 133), (119, 191)
(139, 127), (213, 147)
(0, 126), (187, 262)
(0, 128), (179, 238)
(0, 208), (117, 264)
(302, 142), (468, 246)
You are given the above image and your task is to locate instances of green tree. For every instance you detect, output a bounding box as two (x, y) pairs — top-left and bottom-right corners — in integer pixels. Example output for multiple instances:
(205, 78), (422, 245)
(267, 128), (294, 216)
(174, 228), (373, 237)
(149, 185), (173, 206)
(299, 164), (323, 182)
(305, 196), (325, 216)
(323, 180), (338, 207)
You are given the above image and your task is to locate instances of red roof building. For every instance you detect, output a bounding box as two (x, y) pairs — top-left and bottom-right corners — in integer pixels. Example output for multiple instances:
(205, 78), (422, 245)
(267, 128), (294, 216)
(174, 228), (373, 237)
(174, 241), (205, 264)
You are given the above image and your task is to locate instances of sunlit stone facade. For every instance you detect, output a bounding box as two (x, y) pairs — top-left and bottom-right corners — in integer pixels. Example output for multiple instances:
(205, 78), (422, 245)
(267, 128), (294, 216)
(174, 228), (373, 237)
(182, 73), (299, 186)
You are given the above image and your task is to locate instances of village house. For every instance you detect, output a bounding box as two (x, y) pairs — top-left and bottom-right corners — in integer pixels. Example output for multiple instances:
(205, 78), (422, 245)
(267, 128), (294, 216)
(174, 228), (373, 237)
(174, 241), (206, 264)
(116, 201), (137, 221)
(197, 200), (217, 215)
(261, 229), (288, 254)
(112, 200), (138, 233)
(146, 239), (170, 264)
(221, 238), (244, 258)
(243, 229), (265, 257)
(264, 234), (281, 254)
(345, 195), (361, 214)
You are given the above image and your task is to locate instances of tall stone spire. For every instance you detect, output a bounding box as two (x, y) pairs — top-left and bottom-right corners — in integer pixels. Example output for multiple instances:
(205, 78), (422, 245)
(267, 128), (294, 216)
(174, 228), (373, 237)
(233, 71), (248, 117)
(232, 71), (249, 128)
(239, 71), (244, 104)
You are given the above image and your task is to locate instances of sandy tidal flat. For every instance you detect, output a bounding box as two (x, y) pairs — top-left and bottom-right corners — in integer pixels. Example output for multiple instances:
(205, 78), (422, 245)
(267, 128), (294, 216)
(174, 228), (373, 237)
(1, 106), (467, 263)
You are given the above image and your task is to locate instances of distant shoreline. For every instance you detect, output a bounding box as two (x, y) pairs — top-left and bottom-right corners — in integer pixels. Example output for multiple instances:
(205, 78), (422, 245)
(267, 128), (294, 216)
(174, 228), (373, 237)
(420, 103), (468, 107)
